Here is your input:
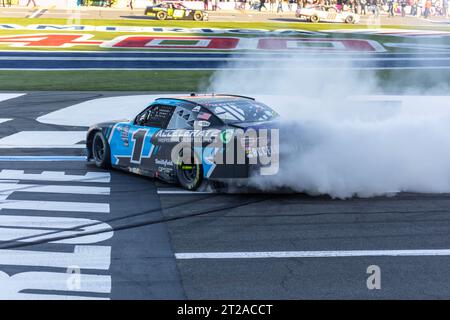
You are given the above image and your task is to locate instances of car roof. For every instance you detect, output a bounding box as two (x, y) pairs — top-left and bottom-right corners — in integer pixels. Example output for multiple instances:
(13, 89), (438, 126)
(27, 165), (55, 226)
(154, 94), (255, 110)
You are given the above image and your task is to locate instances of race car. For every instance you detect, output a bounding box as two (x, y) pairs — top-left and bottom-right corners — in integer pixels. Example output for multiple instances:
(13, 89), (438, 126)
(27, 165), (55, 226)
(144, 1), (208, 21)
(295, 5), (360, 23)
(86, 94), (279, 190)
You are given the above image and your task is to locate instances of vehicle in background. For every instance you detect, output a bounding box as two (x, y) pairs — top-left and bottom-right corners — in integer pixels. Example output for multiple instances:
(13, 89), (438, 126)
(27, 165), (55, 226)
(144, 1), (208, 21)
(295, 5), (360, 23)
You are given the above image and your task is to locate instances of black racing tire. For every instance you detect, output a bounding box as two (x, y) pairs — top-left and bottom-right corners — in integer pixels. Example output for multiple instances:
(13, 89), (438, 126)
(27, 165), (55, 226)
(345, 15), (355, 23)
(193, 11), (203, 21)
(91, 131), (111, 169)
(156, 11), (168, 20)
(175, 148), (203, 191)
(310, 14), (320, 23)
(211, 180), (228, 193)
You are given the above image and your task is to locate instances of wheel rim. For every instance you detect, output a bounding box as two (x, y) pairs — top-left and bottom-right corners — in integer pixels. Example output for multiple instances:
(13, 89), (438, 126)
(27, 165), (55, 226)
(180, 162), (198, 183)
(93, 135), (105, 162)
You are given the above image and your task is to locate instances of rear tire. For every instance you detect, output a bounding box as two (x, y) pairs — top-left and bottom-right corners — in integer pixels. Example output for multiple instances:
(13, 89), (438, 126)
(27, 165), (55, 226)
(211, 180), (228, 192)
(175, 148), (203, 191)
(310, 14), (320, 23)
(157, 11), (167, 20)
(92, 131), (111, 169)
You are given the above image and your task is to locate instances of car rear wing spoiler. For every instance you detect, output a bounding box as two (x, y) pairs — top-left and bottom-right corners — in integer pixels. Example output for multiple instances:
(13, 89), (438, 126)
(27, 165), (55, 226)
(216, 94), (255, 100)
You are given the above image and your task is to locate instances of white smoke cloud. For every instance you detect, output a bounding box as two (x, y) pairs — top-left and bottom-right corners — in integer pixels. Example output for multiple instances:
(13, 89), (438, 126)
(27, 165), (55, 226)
(205, 56), (450, 198)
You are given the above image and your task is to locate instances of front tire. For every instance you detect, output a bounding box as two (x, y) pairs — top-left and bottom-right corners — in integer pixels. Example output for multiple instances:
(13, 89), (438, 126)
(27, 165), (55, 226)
(193, 11), (204, 21)
(175, 149), (203, 191)
(92, 131), (111, 169)
(345, 15), (355, 23)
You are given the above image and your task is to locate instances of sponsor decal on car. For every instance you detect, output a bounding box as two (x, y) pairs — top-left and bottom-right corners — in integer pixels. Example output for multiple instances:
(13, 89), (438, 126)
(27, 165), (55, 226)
(246, 145), (272, 158)
(155, 158), (174, 167)
(154, 129), (221, 143)
(120, 125), (130, 147)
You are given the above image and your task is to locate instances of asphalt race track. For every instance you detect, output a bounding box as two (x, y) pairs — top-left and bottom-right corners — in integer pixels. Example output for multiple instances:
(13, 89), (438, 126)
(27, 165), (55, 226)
(1, 51), (450, 70)
(1, 92), (450, 299)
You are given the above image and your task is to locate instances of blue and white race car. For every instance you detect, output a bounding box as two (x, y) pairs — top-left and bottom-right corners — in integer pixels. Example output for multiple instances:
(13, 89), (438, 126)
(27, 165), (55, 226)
(86, 94), (279, 190)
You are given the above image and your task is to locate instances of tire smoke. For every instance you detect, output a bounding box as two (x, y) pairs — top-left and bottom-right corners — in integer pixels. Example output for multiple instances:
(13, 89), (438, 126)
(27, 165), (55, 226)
(206, 58), (450, 198)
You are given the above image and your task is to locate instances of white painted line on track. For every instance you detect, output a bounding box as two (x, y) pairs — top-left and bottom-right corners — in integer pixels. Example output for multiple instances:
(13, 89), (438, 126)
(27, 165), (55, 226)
(0, 170), (110, 183)
(0, 271), (111, 300)
(175, 249), (450, 259)
(0, 93), (24, 103)
(0, 145), (85, 149)
(1, 292), (109, 300)
(0, 183), (110, 195)
(0, 131), (85, 149)
(0, 245), (111, 269)
(157, 189), (215, 194)
(0, 156), (87, 161)
(0, 200), (109, 213)
(0, 119), (12, 125)
(0, 215), (113, 244)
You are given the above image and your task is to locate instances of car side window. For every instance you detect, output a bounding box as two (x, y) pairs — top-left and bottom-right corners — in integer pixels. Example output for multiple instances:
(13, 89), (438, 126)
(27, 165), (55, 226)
(135, 105), (174, 129)
(167, 106), (196, 129)
(135, 110), (148, 126)
(167, 106), (222, 129)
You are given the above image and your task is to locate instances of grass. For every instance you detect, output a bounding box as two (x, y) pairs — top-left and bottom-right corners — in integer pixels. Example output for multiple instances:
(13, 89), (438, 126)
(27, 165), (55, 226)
(2, 17), (450, 31)
(0, 70), (214, 91)
(0, 69), (449, 92)
(0, 17), (358, 30)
